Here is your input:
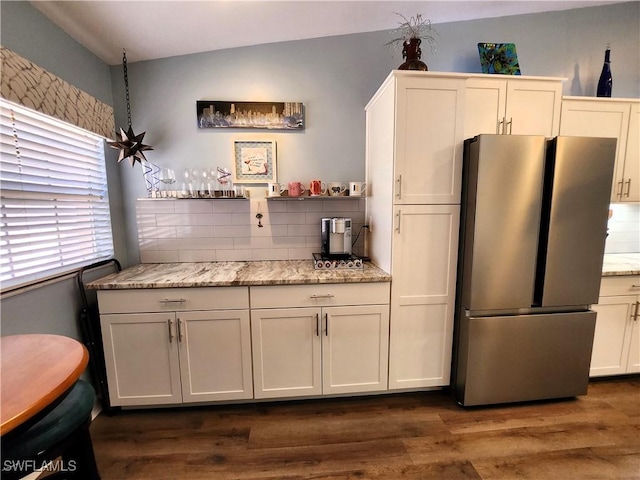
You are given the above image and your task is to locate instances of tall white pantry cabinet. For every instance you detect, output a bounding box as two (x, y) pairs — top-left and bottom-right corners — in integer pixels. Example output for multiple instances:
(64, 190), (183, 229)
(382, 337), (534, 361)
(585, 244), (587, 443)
(365, 71), (564, 390)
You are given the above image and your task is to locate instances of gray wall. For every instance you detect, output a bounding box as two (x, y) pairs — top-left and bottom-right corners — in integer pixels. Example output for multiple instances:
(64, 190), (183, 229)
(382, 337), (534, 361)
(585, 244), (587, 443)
(116, 2), (640, 263)
(1, 1), (639, 340)
(0, 1), (113, 105)
(0, 2), (123, 342)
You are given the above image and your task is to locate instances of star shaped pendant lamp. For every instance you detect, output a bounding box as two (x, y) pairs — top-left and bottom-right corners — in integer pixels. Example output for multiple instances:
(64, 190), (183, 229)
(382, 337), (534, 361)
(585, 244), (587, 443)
(107, 49), (153, 166)
(110, 125), (153, 166)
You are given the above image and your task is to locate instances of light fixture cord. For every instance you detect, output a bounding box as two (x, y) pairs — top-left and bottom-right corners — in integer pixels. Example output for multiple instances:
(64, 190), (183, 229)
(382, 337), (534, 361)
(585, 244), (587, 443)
(122, 49), (132, 128)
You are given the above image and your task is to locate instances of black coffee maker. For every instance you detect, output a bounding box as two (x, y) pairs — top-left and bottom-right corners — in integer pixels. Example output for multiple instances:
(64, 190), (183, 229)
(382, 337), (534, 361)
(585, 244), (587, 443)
(320, 217), (352, 258)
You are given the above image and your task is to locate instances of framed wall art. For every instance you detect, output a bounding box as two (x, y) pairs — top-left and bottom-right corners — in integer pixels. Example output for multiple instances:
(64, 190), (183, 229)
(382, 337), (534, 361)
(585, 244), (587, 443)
(197, 101), (304, 130)
(233, 140), (277, 183)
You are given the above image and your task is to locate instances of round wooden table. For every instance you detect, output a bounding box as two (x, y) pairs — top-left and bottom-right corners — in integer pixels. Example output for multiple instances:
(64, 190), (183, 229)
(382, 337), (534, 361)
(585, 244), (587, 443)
(0, 334), (89, 435)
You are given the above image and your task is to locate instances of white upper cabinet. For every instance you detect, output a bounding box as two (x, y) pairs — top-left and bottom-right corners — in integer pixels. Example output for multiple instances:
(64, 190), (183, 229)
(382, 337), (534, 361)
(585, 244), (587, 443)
(560, 97), (640, 202)
(625, 103), (640, 201)
(464, 77), (564, 138)
(393, 76), (466, 205)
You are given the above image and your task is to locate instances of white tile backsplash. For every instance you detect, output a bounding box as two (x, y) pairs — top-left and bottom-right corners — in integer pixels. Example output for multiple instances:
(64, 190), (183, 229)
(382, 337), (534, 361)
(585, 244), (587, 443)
(605, 203), (640, 254)
(136, 197), (366, 262)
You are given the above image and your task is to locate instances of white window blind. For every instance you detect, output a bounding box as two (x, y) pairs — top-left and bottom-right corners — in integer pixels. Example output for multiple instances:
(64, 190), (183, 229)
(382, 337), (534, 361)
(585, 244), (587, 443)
(0, 98), (114, 290)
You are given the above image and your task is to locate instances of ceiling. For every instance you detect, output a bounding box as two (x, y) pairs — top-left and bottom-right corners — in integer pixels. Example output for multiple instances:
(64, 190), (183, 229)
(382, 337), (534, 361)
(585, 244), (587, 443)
(31, 1), (623, 65)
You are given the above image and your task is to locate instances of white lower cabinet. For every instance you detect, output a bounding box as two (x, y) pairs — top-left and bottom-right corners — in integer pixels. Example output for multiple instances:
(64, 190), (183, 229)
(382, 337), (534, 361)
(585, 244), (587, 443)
(98, 282), (392, 406)
(250, 283), (390, 399)
(250, 307), (322, 398)
(388, 205), (460, 390)
(178, 310), (253, 402)
(100, 312), (183, 406)
(590, 276), (640, 377)
(98, 288), (253, 406)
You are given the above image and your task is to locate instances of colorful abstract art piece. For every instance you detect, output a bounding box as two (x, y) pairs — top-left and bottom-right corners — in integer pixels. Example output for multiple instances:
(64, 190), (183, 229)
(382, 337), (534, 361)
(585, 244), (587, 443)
(477, 43), (522, 75)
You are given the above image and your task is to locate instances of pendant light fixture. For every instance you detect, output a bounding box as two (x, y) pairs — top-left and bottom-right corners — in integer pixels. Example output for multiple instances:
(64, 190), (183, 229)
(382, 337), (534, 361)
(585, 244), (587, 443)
(107, 49), (153, 166)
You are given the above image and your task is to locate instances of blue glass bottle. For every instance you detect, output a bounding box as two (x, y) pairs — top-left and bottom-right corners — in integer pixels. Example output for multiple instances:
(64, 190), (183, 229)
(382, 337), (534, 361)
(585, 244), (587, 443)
(597, 47), (612, 97)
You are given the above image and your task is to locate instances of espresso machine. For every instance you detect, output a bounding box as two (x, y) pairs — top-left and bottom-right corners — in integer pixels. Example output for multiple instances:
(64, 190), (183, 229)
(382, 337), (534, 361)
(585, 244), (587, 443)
(321, 217), (352, 258)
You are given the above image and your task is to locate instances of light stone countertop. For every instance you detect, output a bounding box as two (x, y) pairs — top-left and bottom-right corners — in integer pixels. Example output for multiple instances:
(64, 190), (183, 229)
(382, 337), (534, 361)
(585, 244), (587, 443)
(602, 253), (640, 277)
(87, 261), (391, 289)
(86, 253), (636, 290)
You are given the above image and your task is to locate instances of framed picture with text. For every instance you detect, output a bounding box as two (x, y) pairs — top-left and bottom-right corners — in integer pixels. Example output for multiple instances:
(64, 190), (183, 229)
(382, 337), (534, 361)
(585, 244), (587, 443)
(232, 140), (277, 183)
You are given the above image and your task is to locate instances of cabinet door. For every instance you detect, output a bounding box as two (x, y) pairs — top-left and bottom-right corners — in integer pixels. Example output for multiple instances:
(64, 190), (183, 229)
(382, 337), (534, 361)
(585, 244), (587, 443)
(626, 299), (640, 373)
(322, 305), (389, 395)
(559, 99), (630, 201)
(251, 308), (322, 399)
(101, 312), (182, 406)
(178, 310), (253, 402)
(504, 80), (563, 136)
(394, 77), (465, 204)
(465, 79), (562, 138)
(389, 204), (460, 389)
(590, 296), (636, 377)
(622, 103), (639, 201)
(464, 78), (507, 137)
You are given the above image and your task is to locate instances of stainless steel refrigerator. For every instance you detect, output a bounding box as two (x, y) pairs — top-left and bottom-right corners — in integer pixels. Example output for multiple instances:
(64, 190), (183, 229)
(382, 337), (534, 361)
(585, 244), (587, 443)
(452, 134), (616, 407)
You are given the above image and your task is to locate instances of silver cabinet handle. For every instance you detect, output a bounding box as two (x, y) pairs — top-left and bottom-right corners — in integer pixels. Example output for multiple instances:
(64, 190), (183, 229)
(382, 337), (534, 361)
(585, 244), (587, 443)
(506, 117), (513, 134)
(324, 313), (329, 336)
(396, 175), (402, 199)
(624, 179), (632, 197)
(631, 284), (640, 289)
(395, 210), (401, 233)
(315, 313), (320, 336)
(632, 301), (640, 322)
(310, 294), (335, 299)
(617, 180), (624, 199)
(497, 118), (504, 134)
(167, 319), (174, 343)
(177, 318), (183, 342)
(160, 298), (186, 304)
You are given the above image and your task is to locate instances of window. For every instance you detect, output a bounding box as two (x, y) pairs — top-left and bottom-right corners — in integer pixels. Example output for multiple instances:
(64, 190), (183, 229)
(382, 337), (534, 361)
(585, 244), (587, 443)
(0, 98), (114, 291)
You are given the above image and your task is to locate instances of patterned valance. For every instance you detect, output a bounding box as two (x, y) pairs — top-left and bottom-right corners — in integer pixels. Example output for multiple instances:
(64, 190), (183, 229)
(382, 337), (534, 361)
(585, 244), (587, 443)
(1, 46), (115, 139)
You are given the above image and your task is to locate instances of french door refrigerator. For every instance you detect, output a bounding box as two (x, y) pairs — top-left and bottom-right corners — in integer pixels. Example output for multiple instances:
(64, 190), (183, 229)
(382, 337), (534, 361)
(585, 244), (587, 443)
(452, 134), (616, 407)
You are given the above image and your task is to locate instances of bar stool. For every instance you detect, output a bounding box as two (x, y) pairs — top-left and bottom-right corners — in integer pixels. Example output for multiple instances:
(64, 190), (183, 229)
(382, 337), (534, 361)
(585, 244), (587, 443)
(1, 380), (100, 479)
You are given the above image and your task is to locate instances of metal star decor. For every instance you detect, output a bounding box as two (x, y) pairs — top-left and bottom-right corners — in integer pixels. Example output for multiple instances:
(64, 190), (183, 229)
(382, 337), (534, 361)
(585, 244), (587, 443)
(108, 125), (153, 167)
(107, 49), (153, 167)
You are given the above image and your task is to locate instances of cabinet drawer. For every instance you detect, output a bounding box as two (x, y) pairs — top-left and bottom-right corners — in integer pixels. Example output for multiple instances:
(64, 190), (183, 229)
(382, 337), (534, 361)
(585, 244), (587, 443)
(599, 276), (640, 297)
(97, 287), (249, 314)
(250, 282), (390, 308)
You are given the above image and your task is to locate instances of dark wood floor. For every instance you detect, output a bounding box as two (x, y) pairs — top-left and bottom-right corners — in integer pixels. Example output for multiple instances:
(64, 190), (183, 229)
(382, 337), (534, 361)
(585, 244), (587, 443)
(89, 377), (640, 479)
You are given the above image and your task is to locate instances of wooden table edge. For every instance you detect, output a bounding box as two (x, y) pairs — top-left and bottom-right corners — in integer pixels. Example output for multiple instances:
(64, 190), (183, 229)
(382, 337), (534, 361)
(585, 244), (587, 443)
(1, 339), (89, 435)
